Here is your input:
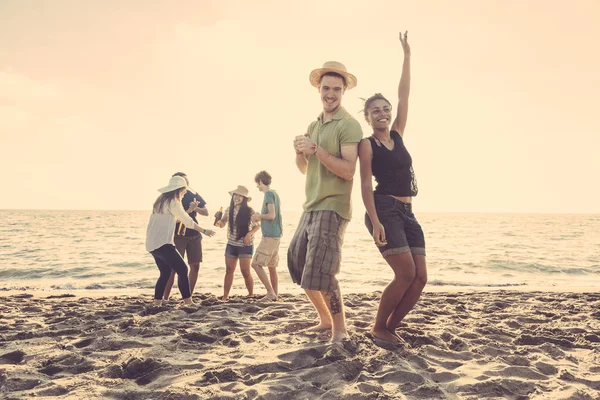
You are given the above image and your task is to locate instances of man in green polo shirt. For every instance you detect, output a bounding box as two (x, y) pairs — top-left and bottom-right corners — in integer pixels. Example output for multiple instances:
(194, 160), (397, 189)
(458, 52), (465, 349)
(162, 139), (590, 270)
(289, 61), (363, 343)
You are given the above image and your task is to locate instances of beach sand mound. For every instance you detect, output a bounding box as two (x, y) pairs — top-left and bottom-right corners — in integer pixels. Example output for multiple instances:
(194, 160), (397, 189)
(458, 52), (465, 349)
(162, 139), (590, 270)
(1, 291), (599, 399)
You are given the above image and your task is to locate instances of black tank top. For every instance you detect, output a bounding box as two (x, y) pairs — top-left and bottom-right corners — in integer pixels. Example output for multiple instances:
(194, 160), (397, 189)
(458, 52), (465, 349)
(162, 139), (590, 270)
(368, 130), (418, 197)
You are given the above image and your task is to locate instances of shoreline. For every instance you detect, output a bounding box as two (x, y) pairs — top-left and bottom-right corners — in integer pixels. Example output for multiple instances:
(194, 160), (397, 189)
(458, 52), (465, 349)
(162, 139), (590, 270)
(2, 283), (600, 300)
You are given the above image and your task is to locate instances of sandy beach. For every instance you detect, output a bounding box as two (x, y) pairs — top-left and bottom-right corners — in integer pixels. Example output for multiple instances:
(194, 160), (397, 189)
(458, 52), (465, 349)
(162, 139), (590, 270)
(1, 290), (599, 400)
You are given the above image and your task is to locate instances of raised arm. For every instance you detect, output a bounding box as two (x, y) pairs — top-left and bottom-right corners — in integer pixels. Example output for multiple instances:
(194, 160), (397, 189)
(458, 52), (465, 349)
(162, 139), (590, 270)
(391, 31), (411, 137)
(358, 139), (386, 246)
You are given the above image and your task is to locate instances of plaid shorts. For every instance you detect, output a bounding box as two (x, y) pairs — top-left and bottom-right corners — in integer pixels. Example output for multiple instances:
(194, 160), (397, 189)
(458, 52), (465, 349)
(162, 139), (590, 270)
(287, 210), (349, 292)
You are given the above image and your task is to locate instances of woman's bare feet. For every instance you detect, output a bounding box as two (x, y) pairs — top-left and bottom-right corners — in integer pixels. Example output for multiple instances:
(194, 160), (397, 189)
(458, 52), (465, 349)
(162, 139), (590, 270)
(153, 299), (163, 306)
(371, 327), (401, 343)
(182, 297), (193, 305)
(264, 291), (277, 301)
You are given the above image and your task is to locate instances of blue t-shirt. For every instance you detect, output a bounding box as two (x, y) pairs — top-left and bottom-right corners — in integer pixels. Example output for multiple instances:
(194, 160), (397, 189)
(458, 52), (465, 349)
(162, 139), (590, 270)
(261, 190), (282, 238)
(175, 190), (206, 237)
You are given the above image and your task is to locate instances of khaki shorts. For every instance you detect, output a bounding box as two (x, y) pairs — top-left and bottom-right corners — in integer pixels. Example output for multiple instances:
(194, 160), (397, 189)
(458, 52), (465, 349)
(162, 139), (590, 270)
(252, 237), (281, 268)
(287, 210), (348, 292)
(174, 234), (202, 264)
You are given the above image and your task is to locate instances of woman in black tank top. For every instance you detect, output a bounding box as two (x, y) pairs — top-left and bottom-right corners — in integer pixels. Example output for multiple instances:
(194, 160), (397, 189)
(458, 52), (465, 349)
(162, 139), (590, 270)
(358, 32), (428, 343)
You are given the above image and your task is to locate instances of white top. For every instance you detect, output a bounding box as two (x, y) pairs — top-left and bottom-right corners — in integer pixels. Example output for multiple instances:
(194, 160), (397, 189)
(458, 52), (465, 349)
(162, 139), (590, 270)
(145, 199), (199, 252)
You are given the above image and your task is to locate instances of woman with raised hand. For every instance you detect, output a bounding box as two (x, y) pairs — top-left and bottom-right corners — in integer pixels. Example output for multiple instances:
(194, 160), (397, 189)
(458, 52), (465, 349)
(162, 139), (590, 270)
(358, 31), (427, 342)
(146, 175), (216, 306)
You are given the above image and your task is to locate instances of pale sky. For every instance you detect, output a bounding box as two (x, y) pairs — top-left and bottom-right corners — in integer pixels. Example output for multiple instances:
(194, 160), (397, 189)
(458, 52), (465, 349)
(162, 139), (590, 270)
(1, 0), (599, 213)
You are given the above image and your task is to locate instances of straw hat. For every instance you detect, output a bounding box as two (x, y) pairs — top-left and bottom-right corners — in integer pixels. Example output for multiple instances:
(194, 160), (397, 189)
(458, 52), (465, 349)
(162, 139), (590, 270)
(309, 61), (357, 90)
(158, 175), (188, 193)
(228, 185), (251, 201)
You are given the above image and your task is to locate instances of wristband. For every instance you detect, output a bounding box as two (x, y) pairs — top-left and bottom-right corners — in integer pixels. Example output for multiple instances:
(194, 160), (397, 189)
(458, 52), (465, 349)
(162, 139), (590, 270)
(202, 228), (206, 234)
(313, 145), (318, 155)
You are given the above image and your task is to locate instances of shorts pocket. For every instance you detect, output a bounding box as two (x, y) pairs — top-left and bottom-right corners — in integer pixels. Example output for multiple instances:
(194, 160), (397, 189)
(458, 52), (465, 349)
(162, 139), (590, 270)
(317, 240), (342, 276)
(252, 250), (271, 267)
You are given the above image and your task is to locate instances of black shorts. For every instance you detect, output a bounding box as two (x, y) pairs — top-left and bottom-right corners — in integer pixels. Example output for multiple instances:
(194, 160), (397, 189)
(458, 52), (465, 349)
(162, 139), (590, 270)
(365, 194), (426, 257)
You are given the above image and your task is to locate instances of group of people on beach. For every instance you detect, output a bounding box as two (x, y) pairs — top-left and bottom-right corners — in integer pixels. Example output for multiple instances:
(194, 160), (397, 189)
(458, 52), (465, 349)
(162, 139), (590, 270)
(146, 171), (283, 303)
(145, 32), (427, 343)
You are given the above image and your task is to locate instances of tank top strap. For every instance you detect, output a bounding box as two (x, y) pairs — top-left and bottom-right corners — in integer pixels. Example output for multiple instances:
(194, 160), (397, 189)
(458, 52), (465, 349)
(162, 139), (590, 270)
(367, 135), (379, 152)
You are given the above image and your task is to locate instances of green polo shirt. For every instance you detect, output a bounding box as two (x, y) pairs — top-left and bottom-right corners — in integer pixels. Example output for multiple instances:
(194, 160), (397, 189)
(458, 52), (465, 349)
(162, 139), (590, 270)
(304, 107), (363, 220)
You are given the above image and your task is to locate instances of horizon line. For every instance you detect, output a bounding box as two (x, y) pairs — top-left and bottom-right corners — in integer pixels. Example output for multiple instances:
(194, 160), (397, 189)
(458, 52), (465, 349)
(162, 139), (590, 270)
(1, 208), (598, 216)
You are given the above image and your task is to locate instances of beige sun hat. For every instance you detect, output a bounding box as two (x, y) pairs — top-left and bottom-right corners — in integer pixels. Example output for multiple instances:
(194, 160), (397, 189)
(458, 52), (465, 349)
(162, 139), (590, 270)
(228, 185), (251, 202)
(309, 61), (357, 90)
(158, 175), (188, 193)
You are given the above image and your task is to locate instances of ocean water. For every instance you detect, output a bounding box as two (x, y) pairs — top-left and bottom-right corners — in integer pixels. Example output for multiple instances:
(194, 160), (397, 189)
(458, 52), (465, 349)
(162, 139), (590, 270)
(1, 210), (599, 295)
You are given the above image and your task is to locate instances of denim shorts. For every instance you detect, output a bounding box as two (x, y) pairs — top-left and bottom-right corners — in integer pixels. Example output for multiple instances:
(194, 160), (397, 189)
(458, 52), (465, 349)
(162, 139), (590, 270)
(225, 243), (254, 259)
(365, 195), (426, 257)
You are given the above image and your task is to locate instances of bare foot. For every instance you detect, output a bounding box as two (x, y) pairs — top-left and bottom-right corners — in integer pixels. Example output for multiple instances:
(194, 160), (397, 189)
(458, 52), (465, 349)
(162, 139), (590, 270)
(264, 292), (278, 301)
(306, 322), (332, 332)
(153, 300), (163, 306)
(371, 328), (400, 343)
(220, 296), (229, 302)
(332, 330), (349, 343)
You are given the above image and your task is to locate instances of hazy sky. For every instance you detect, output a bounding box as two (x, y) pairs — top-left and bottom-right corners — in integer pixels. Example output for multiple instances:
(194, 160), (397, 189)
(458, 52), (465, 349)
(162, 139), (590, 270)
(1, 0), (599, 213)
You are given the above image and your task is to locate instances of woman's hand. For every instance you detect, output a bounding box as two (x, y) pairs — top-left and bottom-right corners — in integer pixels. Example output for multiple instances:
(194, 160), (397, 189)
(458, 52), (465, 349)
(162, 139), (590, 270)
(243, 233), (252, 246)
(203, 229), (216, 237)
(399, 30), (410, 57)
(372, 221), (388, 247)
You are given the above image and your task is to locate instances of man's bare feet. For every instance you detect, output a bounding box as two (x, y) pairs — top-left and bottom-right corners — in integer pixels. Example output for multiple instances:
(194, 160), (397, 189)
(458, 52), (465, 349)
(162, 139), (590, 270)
(306, 322), (332, 332)
(332, 331), (348, 343)
(220, 296), (229, 302)
(371, 328), (400, 343)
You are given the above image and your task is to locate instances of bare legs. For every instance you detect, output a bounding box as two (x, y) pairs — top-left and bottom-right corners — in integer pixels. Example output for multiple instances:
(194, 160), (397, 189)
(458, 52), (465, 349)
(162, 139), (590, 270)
(304, 287), (348, 342)
(372, 253), (427, 342)
(163, 262), (200, 300)
(239, 257), (254, 297)
(252, 263), (278, 300)
(223, 257), (254, 301)
(188, 262), (200, 294)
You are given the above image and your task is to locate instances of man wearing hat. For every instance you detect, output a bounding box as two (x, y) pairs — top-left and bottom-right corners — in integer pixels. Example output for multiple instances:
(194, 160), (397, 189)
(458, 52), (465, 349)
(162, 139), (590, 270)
(289, 61), (363, 342)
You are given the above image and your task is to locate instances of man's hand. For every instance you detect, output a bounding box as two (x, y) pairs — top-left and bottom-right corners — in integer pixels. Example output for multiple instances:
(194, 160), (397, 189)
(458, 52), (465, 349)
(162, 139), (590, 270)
(187, 200), (199, 213)
(294, 134), (316, 156)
